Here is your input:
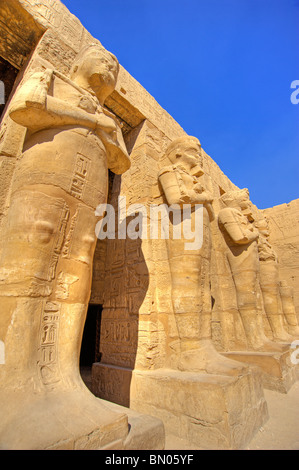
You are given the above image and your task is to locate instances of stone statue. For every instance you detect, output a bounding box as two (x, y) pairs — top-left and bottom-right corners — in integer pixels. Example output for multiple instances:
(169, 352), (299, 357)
(279, 281), (299, 336)
(218, 189), (287, 352)
(255, 216), (299, 338)
(0, 44), (131, 449)
(159, 136), (247, 375)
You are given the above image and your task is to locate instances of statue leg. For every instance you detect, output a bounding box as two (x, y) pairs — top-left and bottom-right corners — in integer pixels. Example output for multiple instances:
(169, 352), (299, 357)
(167, 230), (248, 376)
(232, 268), (287, 352)
(259, 262), (293, 342)
(279, 282), (299, 336)
(0, 186), (128, 449)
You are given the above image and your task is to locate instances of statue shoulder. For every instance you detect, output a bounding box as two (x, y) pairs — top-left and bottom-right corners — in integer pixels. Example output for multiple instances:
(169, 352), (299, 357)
(218, 207), (241, 225)
(10, 68), (54, 115)
(158, 165), (175, 177)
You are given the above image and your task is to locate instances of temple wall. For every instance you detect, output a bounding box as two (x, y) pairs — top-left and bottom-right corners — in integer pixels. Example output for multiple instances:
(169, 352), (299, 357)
(0, 0), (243, 360)
(0, 0), (298, 450)
(262, 199), (299, 317)
(1, 0), (298, 364)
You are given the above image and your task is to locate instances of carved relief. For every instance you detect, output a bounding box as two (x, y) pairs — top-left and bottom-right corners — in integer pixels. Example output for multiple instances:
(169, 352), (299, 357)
(48, 204), (70, 280)
(38, 301), (62, 387)
(69, 153), (90, 200)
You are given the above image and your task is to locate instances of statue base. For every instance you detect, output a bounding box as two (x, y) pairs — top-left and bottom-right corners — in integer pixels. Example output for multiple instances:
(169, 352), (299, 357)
(92, 363), (268, 450)
(0, 386), (164, 450)
(222, 350), (298, 393)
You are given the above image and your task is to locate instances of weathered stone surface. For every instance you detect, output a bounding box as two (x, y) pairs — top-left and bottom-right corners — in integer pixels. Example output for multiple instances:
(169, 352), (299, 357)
(129, 368), (268, 450)
(0, 32), (155, 450)
(0, 0), (44, 69)
(263, 200), (299, 318)
(0, 0), (298, 451)
(224, 350), (298, 394)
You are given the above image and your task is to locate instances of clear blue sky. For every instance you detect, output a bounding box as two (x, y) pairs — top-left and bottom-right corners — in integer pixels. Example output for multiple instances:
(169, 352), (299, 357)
(63, 0), (299, 209)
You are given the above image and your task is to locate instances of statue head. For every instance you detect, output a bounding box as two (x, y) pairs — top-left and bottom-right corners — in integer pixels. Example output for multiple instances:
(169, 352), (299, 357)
(70, 44), (119, 104)
(220, 189), (254, 220)
(254, 216), (270, 237)
(220, 188), (249, 206)
(165, 136), (203, 171)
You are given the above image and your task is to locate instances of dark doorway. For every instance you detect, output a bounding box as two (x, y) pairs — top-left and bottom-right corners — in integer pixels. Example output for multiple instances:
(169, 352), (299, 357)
(80, 304), (102, 367)
(0, 57), (19, 120)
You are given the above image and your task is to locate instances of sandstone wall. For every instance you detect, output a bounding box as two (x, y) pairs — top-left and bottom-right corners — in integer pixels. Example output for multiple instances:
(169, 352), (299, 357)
(0, 0), (298, 370)
(262, 199), (299, 317)
(0, 0), (243, 365)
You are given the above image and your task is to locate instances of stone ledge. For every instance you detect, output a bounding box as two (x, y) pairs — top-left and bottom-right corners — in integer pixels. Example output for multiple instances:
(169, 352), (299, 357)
(223, 350), (298, 393)
(92, 364), (269, 450)
(100, 399), (165, 451)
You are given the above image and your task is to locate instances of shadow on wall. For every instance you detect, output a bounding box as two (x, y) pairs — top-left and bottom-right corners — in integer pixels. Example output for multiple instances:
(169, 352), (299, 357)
(82, 174), (150, 408)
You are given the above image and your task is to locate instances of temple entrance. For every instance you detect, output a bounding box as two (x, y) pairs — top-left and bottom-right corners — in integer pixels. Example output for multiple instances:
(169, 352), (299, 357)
(80, 304), (102, 390)
(80, 303), (102, 367)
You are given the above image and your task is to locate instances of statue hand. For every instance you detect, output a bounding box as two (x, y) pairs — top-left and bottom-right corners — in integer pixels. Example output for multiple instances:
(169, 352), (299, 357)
(193, 182), (204, 193)
(246, 227), (259, 241)
(95, 113), (117, 137)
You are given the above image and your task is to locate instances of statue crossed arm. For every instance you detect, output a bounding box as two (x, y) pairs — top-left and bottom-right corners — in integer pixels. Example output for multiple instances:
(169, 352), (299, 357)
(159, 164), (213, 207)
(10, 69), (117, 137)
(218, 206), (259, 245)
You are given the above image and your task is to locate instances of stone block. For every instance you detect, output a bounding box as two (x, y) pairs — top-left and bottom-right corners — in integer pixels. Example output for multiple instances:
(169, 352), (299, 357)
(223, 350), (298, 393)
(129, 368), (268, 450)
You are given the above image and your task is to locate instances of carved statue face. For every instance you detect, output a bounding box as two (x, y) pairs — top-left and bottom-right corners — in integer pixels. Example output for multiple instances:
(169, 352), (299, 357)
(238, 196), (250, 212)
(166, 138), (202, 170)
(85, 49), (118, 90)
(71, 46), (119, 103)
(221, 189), (253, 218)
(178, 142), (202, 169)
(255, 217), (270, 237)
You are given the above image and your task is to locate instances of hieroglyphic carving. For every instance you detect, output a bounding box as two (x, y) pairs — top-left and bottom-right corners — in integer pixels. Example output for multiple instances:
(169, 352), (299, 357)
(100, 315), (138, 368)
(25, 0), (63, 28)
(38, 301), (62, 387)
(69, 153), (90, 200)
(92, 364), (132, 407)
(126, 263), (149, 313)
(102, 319), (136, 344)
(62, 209), (78, 258)
(48, 204), (70, 279)
(109, 239), (126, 269)
(105, 268), (127, 309)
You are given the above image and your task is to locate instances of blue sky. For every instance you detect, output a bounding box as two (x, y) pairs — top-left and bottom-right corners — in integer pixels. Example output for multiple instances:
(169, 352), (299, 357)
(63, 0), (299, 209)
